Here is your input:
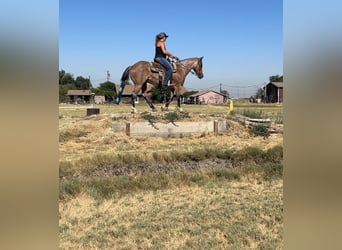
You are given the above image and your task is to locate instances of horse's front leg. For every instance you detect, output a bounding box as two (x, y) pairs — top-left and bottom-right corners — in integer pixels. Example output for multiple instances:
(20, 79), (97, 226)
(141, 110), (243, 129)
(176, 95), (184, 112)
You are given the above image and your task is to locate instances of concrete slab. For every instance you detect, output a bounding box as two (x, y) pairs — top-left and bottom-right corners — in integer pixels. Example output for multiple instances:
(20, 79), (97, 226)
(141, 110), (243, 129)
(113, 120), (228, 137)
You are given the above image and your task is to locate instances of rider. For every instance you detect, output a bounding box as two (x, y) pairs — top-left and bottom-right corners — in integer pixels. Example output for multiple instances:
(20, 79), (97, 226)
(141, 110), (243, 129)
(154, 32), (179, 86)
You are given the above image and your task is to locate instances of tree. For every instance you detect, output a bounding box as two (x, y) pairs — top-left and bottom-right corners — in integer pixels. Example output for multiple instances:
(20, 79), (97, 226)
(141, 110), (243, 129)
(59, 70), (94, 103)
(150, 87), (164, 103)
(97, 81), (117, 102)
(59, 70), (75, 85)
(182, 91), (198, 97)
(220, 89), (229, 98)
(59, 70), (76, 102)
(75, 76), (92, 90)
(256, 88), (265, 99)
(269, 74), (283, 82)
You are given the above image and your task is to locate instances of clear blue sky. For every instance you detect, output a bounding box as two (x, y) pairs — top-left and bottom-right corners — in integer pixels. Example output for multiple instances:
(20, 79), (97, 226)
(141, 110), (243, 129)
(59, 0), (282, 98)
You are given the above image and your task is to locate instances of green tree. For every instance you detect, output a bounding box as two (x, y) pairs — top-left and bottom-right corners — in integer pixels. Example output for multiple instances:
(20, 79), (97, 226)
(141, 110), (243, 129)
(59, 84), (74, 103)
(269, 74), (283, 82)
(59, 70), (75, 85)
(256, 88), (265, 99)
(97, 81), (117, 102)
(150, 87), (165, 103)
(74, 76), (92, 90)
(182, 91), (198, 97)
(59, 70), (76, 102)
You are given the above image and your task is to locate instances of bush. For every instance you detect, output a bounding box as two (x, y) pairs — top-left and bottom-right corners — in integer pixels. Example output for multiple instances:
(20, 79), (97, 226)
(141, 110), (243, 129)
(250, 124), (270, 138)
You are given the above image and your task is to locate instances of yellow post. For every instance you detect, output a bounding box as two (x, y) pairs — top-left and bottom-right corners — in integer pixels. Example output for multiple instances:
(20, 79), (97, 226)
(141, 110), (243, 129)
(228, 99), (234, 114)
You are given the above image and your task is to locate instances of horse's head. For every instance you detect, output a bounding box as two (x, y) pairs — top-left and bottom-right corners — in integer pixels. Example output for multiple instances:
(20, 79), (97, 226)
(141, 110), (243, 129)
(192, 57), (204, 79)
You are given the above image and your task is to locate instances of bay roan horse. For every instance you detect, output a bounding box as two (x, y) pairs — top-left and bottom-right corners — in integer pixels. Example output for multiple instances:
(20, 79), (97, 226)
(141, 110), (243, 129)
(115, 57), (204, 112)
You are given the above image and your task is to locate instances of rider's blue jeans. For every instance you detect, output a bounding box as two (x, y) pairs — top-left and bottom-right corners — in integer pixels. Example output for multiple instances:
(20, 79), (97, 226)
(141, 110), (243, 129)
(155, 57), (172, 85)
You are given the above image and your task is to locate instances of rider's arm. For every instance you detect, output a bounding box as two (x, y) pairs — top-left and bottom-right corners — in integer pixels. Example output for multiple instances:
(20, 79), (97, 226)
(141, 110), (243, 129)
(160, 42), (178, 60)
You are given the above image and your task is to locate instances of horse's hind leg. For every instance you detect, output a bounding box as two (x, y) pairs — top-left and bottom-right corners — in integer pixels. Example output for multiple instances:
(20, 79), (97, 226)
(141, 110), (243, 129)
(143, 95), (157, 112)
(176, 95), (184, 112)
(141, 83), (157, 112)
(161, 87), (174, 111)
(131, 93), (137, 113)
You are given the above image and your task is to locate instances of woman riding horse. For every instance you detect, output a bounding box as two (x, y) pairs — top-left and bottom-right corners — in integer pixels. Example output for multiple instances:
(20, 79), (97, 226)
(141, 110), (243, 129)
(154, 32), (179, 87)
(115, 33), (203, 112)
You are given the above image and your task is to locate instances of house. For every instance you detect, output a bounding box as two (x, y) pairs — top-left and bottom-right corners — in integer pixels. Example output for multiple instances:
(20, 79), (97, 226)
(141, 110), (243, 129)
(264, 82), (283, 103)
(115, 84), (153, 103)
(94, 95), (106, 104)
(67, 90), (92, 104)
(186, 90), (228, 104)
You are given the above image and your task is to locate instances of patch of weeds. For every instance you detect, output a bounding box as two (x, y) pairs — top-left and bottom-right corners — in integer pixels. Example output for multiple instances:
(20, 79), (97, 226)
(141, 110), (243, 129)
(141, 111), (157, 124)
(265, 145), (283, 162)
(261, 163), (283, 180)
(59, 161), (75, 178)
(274, 116), (283, 124)
(232, 146), (265, 166)
(112, 115), (128, 121)
(210, 168), (240, 181)
(242, 109), (265, 119)
(179, 111), (190, 119)
(59, 131), (72, 142)
(240, 163), (283, 181)
(59, 129), (88, 142)
(250, 124), (270, 138)
(164, 111), (179, 123)
(59, 179), (82, 199)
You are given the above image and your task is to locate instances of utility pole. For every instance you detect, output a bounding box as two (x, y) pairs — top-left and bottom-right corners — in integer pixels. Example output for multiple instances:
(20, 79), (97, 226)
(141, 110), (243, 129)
(219, 83), (222, 93)
(106, 70), (110, 82)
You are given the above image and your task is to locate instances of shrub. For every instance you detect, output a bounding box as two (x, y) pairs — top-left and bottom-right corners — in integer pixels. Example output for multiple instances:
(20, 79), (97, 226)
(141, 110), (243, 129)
(242, 109), (264, 119)
(250, 124), (270, 138)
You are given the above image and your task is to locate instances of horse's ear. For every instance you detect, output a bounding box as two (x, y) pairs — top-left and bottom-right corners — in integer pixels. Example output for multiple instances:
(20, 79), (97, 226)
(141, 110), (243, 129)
(200, 56), (204, 60)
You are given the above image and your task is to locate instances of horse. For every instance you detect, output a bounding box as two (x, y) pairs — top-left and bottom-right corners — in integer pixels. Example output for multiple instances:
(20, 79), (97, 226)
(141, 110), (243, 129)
(115, 57), (204, 113)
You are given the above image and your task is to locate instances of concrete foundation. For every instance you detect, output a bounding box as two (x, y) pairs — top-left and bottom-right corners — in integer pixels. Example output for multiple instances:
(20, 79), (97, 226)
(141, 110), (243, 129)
(113, 120), (228, 138)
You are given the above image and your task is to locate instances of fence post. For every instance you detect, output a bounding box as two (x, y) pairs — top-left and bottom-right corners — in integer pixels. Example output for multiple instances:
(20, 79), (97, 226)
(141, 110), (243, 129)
(125, 123), (130, 136)
(214, 120), (218, 136)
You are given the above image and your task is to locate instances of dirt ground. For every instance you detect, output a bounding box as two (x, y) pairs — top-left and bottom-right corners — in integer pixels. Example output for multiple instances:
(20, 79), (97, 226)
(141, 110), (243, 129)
(59, 112), (283, 164)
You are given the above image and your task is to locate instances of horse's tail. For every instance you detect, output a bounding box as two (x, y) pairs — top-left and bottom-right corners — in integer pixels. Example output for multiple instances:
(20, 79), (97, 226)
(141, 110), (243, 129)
(115, 66), (130, 104)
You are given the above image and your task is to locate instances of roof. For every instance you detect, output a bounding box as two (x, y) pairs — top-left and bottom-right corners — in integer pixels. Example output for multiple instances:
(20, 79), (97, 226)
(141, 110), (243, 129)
(188, 90), (227, 97)
(267, 82), (283, 88)
(67, 89), (92, 96)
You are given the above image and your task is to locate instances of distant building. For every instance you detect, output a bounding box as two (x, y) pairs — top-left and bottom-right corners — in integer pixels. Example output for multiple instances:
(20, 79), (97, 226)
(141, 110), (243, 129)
(67, 90), (92, 104)
(264, 82), (283, 103)
(186, 90), (228, 104)
(94, 95), (106, 104)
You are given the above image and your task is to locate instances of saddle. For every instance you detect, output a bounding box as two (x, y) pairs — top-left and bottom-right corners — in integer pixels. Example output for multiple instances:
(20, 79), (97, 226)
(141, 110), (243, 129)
(149, 61), (177, 74)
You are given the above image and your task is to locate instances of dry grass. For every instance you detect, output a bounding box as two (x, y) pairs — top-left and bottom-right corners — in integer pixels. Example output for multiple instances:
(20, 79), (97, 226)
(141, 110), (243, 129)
(59, 103), (283, 249)
(60, 179), (282, 249)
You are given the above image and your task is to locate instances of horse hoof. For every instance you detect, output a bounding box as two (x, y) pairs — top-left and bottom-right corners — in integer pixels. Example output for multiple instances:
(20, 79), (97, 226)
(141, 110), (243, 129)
(130, 107), (137, 113)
